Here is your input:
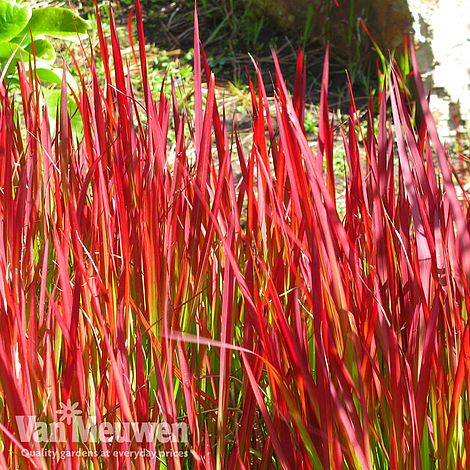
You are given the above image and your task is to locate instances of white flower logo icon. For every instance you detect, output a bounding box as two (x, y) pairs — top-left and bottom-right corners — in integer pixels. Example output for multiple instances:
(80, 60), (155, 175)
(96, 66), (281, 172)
(56, 399), (82, 425)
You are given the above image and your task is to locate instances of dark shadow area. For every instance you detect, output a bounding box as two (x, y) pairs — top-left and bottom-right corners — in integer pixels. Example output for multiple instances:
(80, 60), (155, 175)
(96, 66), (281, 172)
(138, 0), (387, 110)
(76, 0), (413, 111)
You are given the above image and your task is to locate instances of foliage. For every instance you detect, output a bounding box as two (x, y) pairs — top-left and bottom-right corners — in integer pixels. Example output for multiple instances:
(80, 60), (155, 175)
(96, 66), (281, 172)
(0, 2), (469, 469)
(0, 0), (89, 86)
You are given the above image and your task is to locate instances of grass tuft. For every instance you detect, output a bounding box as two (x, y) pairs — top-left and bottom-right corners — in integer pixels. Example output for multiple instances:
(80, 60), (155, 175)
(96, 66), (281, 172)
(0, 2), (469, 468)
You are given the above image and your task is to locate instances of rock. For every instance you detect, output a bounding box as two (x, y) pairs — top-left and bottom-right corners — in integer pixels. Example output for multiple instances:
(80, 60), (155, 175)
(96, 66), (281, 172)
(244, 0), (470, 138)
(408, 0), (470, 138)
(243, 0), (413, 55)
(243, 0), (311, 34)
(368, 0), (412, 50)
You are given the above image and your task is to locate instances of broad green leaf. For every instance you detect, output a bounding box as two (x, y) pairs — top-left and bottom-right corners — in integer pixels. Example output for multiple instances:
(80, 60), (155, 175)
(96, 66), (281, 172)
(0, 40), (25, 61)
(0, 0), (31, 41)
(41, 87), (83, 136)
(0, 41), (53, 72)
(0, 40), (29, 75)
(28, 65), (78, 91)
(35, 66), (62, 85)
(0, 41), (76, 90)
(22, 7), (89, 39)
(24, 39), (55, 62)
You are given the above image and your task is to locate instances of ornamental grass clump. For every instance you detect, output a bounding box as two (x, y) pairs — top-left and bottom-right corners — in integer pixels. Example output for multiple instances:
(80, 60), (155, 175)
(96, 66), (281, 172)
(0, 2), (469, 469)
